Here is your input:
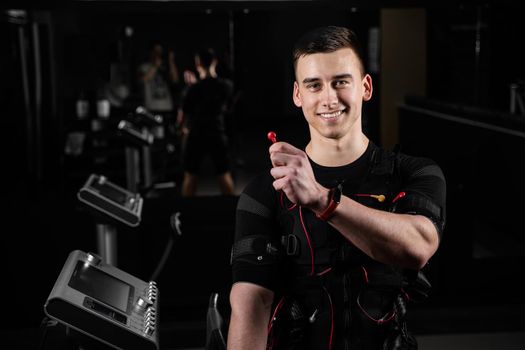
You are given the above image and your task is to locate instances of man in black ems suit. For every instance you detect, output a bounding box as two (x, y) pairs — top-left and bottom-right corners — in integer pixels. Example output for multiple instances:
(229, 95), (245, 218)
(228, 26), (446, 350)
(179, 48), (235, 196)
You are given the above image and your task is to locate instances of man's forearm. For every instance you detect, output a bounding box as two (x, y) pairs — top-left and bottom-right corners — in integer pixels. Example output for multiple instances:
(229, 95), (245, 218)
(227, 309), (269, 350)
(327, 195), (439, 269)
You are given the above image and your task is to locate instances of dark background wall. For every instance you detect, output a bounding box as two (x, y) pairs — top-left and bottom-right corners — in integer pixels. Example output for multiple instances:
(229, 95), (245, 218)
(2, 0), (525, 348)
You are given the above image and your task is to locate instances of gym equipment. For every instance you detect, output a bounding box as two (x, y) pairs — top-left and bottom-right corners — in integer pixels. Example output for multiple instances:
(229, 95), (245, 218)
(205, 293), (227, 350)
(44, 250), (159, 350)
(134, 106), (164, 126)
(117, 119), (155, 192)
(510, 81), (525, 115)
(78, 174), (143, 266)
(117, 106), (175, 193)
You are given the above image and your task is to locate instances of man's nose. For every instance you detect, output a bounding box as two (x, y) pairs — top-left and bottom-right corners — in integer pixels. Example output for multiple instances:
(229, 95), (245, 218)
(321, 86), (339, 108)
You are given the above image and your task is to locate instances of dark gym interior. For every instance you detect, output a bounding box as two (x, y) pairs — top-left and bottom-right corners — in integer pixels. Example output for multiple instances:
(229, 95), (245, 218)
(2, 0), (525, 349)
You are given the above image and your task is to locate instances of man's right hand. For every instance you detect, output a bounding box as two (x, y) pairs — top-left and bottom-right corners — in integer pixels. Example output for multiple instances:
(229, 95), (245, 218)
(269, 142), (330, 212)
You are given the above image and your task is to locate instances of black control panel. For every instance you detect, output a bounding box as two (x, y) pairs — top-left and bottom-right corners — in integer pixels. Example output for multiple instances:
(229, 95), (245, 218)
(44, 250), (159, 350)
(78, 174), (143, 227)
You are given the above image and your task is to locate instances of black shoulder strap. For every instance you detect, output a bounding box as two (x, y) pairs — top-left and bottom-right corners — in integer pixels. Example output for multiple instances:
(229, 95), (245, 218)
(369, 145), (397, 177)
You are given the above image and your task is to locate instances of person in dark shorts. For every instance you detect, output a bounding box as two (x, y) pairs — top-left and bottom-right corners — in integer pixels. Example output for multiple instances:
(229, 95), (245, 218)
(227, 26), (446, 350)
(179, 48), (235, 196)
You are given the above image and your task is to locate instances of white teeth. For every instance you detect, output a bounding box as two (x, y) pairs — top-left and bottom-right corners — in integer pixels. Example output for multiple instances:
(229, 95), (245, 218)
(319, 110), (343, 119)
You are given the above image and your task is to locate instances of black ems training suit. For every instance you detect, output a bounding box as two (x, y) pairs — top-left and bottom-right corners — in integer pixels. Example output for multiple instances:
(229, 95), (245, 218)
(231, 141), (446, 350)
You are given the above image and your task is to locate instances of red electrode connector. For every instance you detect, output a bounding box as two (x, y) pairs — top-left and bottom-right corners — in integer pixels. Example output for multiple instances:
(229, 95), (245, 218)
(392, 191), (406, 203)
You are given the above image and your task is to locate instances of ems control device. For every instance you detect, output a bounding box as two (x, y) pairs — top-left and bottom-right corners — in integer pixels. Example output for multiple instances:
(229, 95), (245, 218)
(78, 174), (143, 227)
(135, 106), (164, 126)
(44, 250), (160, 350)
(118, 120), (154, 146)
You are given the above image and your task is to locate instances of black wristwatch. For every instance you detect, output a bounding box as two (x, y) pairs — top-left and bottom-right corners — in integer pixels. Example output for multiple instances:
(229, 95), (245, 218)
(316, 182), (343, 221)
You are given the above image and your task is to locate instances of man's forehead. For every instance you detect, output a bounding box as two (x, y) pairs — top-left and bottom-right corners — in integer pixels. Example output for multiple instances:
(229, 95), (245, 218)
(295, 48), (361, 79)
(299, 47), (358, 62)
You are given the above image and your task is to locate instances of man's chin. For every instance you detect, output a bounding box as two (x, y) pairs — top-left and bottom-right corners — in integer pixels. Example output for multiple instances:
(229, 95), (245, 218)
(317, 128), (344, 140)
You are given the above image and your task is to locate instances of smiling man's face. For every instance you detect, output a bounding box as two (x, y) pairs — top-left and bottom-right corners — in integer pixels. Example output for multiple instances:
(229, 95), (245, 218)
(293, 48), (372, 142)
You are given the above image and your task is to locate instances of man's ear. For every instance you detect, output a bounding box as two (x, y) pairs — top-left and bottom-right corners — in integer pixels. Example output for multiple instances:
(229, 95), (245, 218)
(293, 81), (302, 107)
(362, 74), (373, 101)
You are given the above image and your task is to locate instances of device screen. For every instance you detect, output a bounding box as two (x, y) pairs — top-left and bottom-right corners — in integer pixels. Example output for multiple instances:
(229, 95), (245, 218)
(69, 261), (132, 313)
(91, 180), (128, 206)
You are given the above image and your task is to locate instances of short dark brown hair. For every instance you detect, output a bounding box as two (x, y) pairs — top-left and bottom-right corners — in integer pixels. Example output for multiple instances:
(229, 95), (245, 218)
(292, 26), (365, 75)
(196, 47), (217, 68)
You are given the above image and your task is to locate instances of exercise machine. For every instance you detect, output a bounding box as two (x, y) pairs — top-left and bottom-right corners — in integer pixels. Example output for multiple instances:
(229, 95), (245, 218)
(44, 250), (160, 350)
(78, 173), (143, 266)
(117, 106), (176, 195)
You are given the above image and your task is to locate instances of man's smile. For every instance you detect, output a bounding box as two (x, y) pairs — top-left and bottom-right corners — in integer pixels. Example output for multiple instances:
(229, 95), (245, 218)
(318, 108), (346, 119)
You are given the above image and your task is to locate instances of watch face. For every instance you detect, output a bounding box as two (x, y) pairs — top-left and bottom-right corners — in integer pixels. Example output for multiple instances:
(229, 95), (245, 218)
(333, 183), (343, 203)
(317, 183), (344, 221)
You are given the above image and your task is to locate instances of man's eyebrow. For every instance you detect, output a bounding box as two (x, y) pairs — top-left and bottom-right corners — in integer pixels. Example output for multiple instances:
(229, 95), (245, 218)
(302, 74), (354, 84)
(333, 73), (353, 80)
(302, 77), (320, 84)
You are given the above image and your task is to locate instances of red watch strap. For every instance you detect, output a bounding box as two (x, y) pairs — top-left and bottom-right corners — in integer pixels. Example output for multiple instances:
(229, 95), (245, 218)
(316, 189), (339, 221)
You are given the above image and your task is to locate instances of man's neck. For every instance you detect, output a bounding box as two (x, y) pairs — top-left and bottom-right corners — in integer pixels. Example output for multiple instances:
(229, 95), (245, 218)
(306, 131), (369, 167)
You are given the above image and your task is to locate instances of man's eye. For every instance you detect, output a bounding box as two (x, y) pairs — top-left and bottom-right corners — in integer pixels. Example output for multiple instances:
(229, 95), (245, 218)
(333, 80), (348, 88)
(307, 83), (321, 90)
